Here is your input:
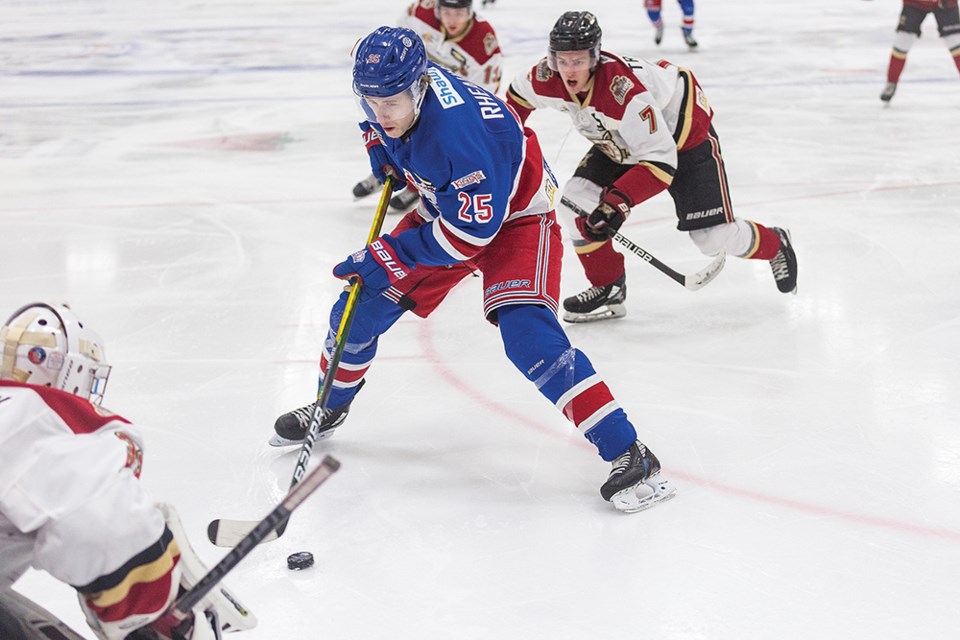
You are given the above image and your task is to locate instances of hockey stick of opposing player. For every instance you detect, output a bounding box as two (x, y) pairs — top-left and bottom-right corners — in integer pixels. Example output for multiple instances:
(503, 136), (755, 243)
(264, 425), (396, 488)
(175, 455), (340, 620)
(559, 196), (725, 291)
(206, 178), (395, 548)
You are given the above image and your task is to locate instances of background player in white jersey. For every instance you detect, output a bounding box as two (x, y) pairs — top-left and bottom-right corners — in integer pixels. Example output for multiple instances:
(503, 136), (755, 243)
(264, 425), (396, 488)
(506, 11), (798, 323)
(0, 303), (255, 640)
(274, 27), (675, 513)
(645, 0), (698, 48)
(352, 0), (503, 212)
(880, 0), (960, 102)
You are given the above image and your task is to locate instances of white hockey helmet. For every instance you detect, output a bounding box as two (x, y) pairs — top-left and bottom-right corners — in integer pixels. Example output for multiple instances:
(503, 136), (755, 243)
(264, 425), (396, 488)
(0, 302), (111, 404)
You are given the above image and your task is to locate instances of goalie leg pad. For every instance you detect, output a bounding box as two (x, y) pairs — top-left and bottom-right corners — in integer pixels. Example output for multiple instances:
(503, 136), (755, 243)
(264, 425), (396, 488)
(157, 504), (257, 633)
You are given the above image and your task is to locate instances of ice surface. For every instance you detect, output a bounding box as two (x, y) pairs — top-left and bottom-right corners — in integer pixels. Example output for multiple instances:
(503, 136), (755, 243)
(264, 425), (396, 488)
(3, 1), (959, 638)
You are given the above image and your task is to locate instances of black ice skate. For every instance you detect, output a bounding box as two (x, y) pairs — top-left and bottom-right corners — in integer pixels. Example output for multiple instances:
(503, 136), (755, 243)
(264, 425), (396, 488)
(769, 227), (798, 294)
(880, 82), (897, 103)
(353, 173), (382, 199)
(654, 23), (664, 45)
(600, 441), (677, 513)
(562, 275), (626, 323)
(683, 31), (698, 49)
(389, 188), (420, 212)
(269, 381), (364, 447)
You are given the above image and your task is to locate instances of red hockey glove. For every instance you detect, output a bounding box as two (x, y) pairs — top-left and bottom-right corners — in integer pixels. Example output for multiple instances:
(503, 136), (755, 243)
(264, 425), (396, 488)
(332, 235), (415, 302)
(576, 187), (633, 242)
(362, 128), (407, 192)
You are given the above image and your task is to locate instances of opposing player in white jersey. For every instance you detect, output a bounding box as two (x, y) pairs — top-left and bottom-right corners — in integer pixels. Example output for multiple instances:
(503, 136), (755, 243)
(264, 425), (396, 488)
(352, 0), (503, 212)
(0, 303), (255, 640)
(506, 11), (798, 322)
(274, 27), (676, 514)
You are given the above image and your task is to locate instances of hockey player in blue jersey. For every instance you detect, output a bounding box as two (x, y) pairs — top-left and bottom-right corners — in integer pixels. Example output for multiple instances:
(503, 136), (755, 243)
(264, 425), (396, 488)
(272, 26), (676, 513)
(646, 0), (697, 48)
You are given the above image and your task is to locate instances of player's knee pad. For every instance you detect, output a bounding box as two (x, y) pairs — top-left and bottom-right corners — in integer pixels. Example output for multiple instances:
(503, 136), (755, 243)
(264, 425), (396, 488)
(688, 220), (753, 257)
(893, 30), (919, 52)
(498, 304), (571, 381)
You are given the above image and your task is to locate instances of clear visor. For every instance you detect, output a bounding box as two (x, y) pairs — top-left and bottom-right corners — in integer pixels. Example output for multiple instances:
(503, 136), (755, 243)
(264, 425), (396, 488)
(548, 47), (598, 73)
(353, 78), (427, 129)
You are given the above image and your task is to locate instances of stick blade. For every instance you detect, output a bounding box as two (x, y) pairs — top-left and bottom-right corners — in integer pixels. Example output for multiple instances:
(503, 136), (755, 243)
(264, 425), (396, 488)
(685, 252), (726, 291)
(207, 518), (279, 547)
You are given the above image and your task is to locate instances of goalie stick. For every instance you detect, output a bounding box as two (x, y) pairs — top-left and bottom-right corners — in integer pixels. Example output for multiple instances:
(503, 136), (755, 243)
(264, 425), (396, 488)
(178, 455), (340, 617)
(206, 178), (395, 548)
(560, 195), (725, 291)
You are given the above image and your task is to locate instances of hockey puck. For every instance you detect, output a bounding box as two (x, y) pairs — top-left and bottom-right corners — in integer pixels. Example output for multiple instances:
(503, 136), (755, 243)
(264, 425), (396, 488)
(287, 551), (314, 571)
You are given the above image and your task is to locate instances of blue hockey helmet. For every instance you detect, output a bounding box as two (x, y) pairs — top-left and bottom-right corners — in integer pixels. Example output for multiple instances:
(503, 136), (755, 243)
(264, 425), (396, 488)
(352, 27), (428, 98)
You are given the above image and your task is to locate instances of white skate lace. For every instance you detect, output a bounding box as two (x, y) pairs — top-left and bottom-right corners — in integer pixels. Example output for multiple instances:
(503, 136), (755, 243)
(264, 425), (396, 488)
(575, 284), (608, 303)
(609, 450), (633, 476)
(770, 249), (790, 281)
(292, 404), (315, 429)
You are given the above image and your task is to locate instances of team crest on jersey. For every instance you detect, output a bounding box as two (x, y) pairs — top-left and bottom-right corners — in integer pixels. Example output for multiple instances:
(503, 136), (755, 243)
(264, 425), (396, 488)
(483, 33), (497, 56)
(27, 347), (46, 365)
(452, 170), (486, 190)
(535, 59), (553, 82)
(427, 67), (464, 108)
(402, 169), (435, 195)
(609, 75), (634, 105)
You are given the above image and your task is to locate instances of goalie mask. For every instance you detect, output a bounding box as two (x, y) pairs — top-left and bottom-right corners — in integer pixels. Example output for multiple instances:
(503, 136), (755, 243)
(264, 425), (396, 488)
(0, 302), (111, 404)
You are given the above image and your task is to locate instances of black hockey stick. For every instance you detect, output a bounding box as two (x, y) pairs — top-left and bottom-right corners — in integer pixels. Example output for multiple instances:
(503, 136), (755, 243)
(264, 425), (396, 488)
(206, 178), (395, 548)
(560, 196), (725, 291)
(174, 455), (340, 619)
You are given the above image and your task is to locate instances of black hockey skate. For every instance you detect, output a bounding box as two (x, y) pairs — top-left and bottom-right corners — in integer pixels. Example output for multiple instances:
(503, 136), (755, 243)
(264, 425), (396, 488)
(683, 31), (698, 49)
(600, 441), (676, 513)
(769, 227), (797, 294)
(269, 381), (364, 447)
(880, 82), (897, 103)
(562, 275), (626, 323)
(654, 23), (664, 45)
(389, 188), (420, 212)
(353, 174), (382, 199)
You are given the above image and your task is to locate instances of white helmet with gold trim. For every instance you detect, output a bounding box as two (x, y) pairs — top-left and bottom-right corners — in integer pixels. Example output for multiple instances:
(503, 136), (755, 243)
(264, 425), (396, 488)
(0, 302), (111, 403)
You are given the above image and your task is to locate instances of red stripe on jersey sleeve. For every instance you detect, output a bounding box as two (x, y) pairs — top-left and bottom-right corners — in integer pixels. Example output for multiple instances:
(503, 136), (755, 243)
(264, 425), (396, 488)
(86, 562), (177, 623)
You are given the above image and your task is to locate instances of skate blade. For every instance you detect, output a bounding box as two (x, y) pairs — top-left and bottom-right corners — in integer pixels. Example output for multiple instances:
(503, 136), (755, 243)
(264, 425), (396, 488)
(267, 428), (337, 447)
(611, 474), (677, 513)
(562, 304), (626, 324)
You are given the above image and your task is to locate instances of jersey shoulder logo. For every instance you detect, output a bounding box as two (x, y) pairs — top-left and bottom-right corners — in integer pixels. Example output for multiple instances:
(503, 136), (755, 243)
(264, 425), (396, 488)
(483, 33), (498, 57)
(428, 67), (465, 108)
(609, 75), (635, 106)
(535, 58), (553, 83)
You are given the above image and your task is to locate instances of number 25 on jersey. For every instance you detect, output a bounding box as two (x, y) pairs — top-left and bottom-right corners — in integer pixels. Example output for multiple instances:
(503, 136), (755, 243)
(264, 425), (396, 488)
(458, 192), (494, 223)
